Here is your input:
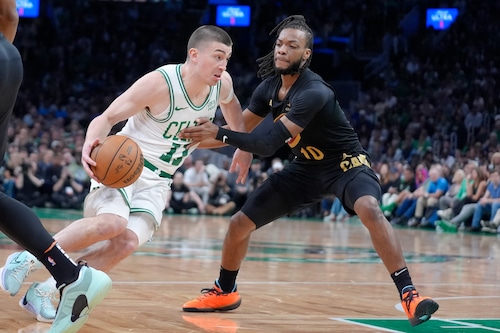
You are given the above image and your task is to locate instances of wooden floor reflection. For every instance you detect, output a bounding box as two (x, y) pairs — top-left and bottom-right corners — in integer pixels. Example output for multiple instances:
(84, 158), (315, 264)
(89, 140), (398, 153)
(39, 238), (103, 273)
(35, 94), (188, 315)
(1, 212), (500, 332)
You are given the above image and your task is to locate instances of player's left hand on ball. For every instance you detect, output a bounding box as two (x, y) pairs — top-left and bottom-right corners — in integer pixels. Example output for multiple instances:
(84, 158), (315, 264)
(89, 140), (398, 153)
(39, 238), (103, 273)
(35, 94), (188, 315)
(179, 117), (218, 143)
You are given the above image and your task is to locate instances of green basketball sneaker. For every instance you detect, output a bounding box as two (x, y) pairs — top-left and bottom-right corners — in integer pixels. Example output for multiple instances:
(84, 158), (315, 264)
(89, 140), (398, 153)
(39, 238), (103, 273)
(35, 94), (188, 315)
(1, 251), (43, 296)
(48, 263), (112, 333)
(20, 282), (57, 322)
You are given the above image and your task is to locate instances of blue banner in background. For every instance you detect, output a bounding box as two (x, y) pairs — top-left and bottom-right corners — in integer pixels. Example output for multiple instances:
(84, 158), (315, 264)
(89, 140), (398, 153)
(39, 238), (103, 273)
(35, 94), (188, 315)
(17, 0), (40, 18)
(216, 5), (251, 27)
(426, 8), (459, 30)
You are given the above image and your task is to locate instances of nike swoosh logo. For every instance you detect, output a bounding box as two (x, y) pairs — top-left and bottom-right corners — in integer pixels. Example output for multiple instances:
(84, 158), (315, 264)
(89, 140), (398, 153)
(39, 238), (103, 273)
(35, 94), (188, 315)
(12, 253), (24, 264)
(71, 294), (89, 322)
(175, 106), (188, 111)
(394, 268), (408, 276)
(222, 135), (228, 143)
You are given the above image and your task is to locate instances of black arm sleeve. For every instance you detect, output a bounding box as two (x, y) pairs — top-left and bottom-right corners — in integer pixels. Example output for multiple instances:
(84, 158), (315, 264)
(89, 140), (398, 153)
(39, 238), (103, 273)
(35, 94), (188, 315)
(215, 120), (292, 157)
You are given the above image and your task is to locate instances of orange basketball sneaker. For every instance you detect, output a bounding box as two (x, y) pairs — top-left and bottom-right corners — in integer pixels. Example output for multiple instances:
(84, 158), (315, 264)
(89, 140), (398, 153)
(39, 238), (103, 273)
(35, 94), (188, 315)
(402, 289), (439, 326)
(183, 282), (241, 312)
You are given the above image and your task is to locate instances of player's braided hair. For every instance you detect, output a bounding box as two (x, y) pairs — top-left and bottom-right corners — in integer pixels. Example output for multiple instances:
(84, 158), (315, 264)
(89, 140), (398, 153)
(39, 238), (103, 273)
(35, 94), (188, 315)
(256, 15), (314, 79)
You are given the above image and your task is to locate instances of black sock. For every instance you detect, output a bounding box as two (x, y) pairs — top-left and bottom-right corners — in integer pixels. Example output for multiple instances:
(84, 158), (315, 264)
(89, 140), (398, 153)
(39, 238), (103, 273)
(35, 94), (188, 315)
(217, 266), (239, 292)
(390, 267), (414, 300)
(40, 242), (79, 288)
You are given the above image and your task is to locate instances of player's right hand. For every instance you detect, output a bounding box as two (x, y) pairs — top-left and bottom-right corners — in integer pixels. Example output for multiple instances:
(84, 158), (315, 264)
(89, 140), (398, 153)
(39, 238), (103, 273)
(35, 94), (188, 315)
(81, 138), (100, 182)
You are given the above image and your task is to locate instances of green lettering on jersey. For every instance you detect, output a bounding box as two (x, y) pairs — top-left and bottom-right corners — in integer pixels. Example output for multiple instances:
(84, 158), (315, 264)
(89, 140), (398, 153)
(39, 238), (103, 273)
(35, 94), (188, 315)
(164, 121), (194, 139)
(160, 142), (189, 167)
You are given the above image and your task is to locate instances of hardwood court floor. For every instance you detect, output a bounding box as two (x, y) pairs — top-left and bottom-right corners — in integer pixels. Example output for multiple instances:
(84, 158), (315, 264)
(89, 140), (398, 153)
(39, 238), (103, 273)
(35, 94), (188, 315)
(1, 210), (500, 332)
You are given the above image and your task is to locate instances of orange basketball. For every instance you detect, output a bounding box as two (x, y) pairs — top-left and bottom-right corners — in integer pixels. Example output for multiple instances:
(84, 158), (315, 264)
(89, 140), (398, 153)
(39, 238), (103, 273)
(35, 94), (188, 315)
(90, 135), (144, 188)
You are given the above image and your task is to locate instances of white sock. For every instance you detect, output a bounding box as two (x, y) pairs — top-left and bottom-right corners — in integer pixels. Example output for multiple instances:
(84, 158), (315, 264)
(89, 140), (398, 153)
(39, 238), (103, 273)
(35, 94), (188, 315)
(39, 276), (57, 292)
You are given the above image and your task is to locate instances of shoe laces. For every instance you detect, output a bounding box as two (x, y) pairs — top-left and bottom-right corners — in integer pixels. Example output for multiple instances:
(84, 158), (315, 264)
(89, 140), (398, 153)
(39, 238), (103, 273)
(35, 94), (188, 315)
(198, 287), (227, 299)
(11, 259), (37, 285)
(34, 286), (56, 310)
(402, 289), (419, 312)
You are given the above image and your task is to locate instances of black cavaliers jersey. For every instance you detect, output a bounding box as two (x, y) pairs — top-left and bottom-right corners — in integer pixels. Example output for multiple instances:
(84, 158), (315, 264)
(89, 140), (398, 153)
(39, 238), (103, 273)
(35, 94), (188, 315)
(247, 69), (367, 166)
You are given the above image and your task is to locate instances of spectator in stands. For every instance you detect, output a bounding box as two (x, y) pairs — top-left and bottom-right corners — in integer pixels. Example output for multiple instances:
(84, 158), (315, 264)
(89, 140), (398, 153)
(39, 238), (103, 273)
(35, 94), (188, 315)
(323, 196), (348, 222)
(412, 130), (432, 158)
(436, 168), (466, 220)
(51, 162), (86, 209)
(468, 168), (500, 232)
(36, 149), (59, 199)
(464, 106), (483, 138)
(183, 159), (211, 205)
(62, 151), (89, 187)
(441, 165), (488, 222)
(14, 155), (47, 207)
(178, 155), (193, 174)
(381, 164), (417, 218)
(490, 152), (500, 171)
(166, 171), (205, 215)
(414, 163), (429, 187)
(205, 172), (236, 216)
(390, 165), (431, 226)
(377, 162), (395, 194)
(407, 164), (449, 228)
(1, 167), (15, 197)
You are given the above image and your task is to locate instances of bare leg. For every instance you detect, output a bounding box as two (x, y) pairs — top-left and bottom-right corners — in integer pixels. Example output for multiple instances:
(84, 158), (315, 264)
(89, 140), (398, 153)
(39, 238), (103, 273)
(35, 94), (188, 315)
(75, 229), (139, 272)
(54, 213), (128, 253)
(354, 195), (406, 273)
(220, 211), (256, 271)
(182, 212), (251, 311)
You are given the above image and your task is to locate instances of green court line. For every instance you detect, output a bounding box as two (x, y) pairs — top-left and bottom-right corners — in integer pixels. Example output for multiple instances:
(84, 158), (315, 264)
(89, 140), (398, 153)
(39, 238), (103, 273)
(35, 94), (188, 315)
(32, 207), (83, 220)
(333, 318), (500, 332)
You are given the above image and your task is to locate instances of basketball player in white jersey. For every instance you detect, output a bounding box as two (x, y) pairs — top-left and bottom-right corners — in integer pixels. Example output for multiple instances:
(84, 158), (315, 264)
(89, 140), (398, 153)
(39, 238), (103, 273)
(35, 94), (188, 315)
(1, 25), (252, 322)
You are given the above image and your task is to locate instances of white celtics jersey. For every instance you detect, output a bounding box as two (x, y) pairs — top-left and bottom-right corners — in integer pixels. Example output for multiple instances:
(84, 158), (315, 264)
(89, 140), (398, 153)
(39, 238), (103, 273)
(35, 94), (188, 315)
(118, 64), (221, 178)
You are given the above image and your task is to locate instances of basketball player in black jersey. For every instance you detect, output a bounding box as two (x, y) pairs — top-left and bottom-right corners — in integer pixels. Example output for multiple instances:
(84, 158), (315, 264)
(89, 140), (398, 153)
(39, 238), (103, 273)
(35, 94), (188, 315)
(0, 1), (111, 331)
(180, 15), (438, 327)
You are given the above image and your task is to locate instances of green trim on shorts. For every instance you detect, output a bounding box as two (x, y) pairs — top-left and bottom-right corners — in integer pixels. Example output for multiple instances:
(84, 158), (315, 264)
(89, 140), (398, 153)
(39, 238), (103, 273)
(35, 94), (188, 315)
(130, 208), (160, 228)
(118, 188), (132, 207)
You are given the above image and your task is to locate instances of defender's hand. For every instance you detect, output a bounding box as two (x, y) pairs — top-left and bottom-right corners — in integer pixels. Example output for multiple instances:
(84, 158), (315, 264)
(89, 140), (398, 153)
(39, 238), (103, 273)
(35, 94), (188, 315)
(179, 117), (219, 144)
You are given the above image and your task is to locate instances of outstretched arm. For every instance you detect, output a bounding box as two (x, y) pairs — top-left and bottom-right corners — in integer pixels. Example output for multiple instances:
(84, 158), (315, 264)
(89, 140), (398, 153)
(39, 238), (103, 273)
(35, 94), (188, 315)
(179, 116), (300, 157)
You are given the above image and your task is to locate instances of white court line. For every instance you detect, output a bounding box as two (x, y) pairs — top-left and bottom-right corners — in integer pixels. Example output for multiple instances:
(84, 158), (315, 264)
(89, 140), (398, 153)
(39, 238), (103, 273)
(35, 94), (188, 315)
(433, 296), (500, 301)
(437, 319), (500, 332)
(330, 318), (404, 333)
(103, 281), (500, 289)
(332, 318), (500, 332)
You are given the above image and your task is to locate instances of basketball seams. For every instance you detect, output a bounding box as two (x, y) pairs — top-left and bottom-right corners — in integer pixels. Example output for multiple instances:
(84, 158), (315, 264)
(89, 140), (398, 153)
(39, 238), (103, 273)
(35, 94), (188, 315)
(93, 136), (129, 183)
(90, 135), (143, 188)
(106, 138), (133, 186)
(107, 138), (139, 186)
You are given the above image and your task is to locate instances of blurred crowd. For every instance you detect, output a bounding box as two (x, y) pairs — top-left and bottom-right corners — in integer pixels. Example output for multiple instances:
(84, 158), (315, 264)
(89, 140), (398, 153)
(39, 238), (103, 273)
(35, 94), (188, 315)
(2, 0), (500, 230)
